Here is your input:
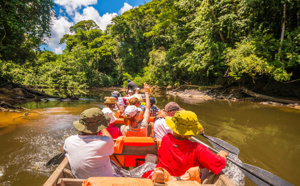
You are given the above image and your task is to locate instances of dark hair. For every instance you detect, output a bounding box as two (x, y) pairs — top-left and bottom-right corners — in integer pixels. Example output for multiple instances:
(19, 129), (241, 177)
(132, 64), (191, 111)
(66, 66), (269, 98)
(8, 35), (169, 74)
(150, 97), (156, 104)
(106, 103), (115, 108)
(111, 94), (118, 99)
(123, 111), (140, 124)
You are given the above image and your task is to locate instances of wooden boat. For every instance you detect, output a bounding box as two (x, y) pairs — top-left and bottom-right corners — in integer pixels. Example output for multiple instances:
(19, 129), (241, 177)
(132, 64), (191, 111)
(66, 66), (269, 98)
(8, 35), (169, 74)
(43, 136), (236, 186)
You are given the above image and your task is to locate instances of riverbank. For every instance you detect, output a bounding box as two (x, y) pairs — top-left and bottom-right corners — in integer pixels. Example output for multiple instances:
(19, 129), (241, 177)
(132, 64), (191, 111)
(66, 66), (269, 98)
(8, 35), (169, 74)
(0, 82), (58, 112)
(1, 83), (300, 112)
(90, 85), (300, 109)
(165, 85), (300, 110)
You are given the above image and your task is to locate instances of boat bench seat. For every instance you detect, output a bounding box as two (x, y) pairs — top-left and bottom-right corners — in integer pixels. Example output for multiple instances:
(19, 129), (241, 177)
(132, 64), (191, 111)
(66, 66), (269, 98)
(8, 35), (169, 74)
(112, 136), (160, 168)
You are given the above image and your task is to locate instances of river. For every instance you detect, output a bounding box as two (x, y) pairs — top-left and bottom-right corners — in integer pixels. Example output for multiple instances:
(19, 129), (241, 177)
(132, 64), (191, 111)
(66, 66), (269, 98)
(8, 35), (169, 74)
(0, 90), (299, 185)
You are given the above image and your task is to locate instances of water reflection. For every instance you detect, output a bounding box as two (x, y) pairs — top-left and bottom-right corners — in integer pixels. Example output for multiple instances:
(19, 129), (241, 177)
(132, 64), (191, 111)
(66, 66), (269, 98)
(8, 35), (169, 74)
(38, 88), (88, 98)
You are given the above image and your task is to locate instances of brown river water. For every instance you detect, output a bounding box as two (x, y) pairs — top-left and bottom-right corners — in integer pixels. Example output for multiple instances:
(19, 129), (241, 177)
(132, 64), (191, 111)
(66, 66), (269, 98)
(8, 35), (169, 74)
(0, 90), (299, 185)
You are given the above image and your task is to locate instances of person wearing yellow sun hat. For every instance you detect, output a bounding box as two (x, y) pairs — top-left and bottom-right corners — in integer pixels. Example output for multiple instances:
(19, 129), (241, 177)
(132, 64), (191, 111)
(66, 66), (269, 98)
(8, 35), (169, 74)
(155, 110), (228, 180)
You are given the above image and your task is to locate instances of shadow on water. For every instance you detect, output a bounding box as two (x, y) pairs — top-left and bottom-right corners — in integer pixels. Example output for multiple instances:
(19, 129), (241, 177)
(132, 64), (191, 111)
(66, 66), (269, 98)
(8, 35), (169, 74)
(0, 90), (299, 185)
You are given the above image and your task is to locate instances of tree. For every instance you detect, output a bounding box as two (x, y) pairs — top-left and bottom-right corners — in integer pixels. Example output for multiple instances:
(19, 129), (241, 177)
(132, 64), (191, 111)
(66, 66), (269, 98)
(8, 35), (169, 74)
(0, 0), (54, 63)
(111, 2), (157, 74)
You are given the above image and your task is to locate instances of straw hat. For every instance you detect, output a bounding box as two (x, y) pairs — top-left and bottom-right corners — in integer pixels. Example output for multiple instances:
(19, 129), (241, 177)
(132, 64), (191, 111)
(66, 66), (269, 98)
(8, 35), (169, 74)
(165, 110), (203, 136)
(73, 107), (110, 133)
(104, 97), (116, 104)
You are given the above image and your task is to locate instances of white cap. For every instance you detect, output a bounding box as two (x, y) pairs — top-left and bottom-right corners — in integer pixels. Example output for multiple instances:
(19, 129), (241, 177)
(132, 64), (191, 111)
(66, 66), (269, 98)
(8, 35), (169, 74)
(124, 105), (142, 118)
(136, 88), (140, 90)
(102, 107), (116, 124)
(128, 90), (132, 93)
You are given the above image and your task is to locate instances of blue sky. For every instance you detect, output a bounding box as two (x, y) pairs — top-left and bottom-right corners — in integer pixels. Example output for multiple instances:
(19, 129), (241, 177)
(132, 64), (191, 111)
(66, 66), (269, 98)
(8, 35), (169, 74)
(44, 0), (151, 54)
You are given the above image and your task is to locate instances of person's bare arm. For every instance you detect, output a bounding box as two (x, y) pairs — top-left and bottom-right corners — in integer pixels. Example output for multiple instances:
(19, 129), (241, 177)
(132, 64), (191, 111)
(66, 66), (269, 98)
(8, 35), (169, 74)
(115, 102), (123, 113)
(198, 128), (204, 135)
(62, 144), (65, 152)
(143, 83), (151, 123)
(101, 128), (113, 139)
(217, 150), (228, 161)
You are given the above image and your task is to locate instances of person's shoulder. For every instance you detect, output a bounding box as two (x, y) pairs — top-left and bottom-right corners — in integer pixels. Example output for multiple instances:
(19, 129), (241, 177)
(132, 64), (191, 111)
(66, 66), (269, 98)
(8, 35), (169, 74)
(102, 107), (111, 112)
(121, 125), (129, 131)
(192, 141), (208, 152)
(64, 135), (80, 144)
(97, 135), (114, 143)
(154, 117), (165, 123)
(65, 135), (78, 140)
(162, 133), (173, 141)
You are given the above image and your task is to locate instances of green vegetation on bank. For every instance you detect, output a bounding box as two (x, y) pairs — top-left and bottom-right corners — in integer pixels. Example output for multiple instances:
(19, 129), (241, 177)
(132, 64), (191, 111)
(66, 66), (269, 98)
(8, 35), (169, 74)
(1, 0), (300, 95)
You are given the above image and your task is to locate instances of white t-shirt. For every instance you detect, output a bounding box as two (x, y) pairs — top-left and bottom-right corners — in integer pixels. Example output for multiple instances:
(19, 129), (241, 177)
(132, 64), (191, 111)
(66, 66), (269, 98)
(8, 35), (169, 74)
(102, 107), (116, 123)
(154, 118), (173, 139)
(64, 135), (114, 179)
(120, 119), (148, 137)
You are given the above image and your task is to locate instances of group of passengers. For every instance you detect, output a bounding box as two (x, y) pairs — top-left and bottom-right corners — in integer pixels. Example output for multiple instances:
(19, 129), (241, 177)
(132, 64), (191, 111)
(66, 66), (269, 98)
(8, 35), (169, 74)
(63, 82), (228, 183)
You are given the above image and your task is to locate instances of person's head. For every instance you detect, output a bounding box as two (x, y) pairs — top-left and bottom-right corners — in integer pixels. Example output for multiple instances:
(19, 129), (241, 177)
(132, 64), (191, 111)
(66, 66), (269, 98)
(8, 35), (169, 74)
(104, 97), (116, 110)
(127, 79), (131, 83)
(164, 101), (182, 117)
(111, 94), (118, 101)
(102, 108), (116, 124)
(135, 87), (140, 93)
(128, 90), (133, 95)
(123, 105), (142, 124)
(150, 97), (156, 106)
(112, 91), (120, 97)
(73, 107), (110, 134)
(165, 110), (203, 139)
(129, 97), (141, 107)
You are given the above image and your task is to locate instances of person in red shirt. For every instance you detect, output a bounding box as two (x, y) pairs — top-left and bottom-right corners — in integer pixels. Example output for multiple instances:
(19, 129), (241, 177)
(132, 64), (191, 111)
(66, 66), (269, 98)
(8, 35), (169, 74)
(99, 107), (122, 139)
(153, 110), (228, 179)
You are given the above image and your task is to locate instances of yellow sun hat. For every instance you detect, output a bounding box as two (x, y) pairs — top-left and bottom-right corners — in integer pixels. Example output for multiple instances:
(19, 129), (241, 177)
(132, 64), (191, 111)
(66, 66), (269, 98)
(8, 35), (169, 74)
(165, 110), (203, 136)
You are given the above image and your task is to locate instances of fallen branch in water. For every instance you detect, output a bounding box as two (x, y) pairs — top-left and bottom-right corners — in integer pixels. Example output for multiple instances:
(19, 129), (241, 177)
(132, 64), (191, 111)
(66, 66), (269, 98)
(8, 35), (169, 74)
(17, 84), (58, 98)
(241, 87), (300, 104)
(0, 101), (28, 112)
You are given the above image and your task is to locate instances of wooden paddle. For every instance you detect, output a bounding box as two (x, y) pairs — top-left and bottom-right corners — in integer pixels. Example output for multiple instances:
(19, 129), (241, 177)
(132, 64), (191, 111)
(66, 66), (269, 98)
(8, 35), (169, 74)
(45, 152), (66, 166)
(201, 134), (240, 155)
(191, 137), (293, 186)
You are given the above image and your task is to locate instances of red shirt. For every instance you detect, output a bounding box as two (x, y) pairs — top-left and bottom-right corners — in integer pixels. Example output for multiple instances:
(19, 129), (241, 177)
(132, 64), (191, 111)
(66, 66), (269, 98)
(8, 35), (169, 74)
(156, 133), (226, 176)
(99, 123), (122, 139)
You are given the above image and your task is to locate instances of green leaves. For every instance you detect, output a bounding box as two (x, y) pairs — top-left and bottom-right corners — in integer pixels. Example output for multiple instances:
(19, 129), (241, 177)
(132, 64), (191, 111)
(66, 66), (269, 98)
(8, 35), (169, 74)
(2, 0), (300, 89)
(225, 40), (292, 82)
(0, 0), (54, 63)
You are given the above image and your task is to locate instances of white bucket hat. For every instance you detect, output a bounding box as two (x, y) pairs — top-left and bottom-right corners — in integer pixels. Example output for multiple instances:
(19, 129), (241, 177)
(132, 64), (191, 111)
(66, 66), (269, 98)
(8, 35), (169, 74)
(124, 105), (142, 118)
(102, 107), (116, 124)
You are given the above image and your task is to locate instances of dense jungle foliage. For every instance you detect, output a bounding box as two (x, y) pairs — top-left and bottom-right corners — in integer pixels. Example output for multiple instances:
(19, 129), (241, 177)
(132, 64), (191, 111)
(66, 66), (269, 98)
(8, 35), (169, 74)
(1, 0), (300, 95)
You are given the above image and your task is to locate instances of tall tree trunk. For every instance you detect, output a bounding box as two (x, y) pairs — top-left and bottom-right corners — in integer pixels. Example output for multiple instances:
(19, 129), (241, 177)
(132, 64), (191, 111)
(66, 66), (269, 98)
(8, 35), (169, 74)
(208, 0), (225, 43)
(278, 2), (286, 65)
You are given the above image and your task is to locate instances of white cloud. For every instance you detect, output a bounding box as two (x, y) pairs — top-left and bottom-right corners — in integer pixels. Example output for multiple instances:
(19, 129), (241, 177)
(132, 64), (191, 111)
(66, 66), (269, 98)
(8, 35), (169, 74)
(74, 6), (117, 31)
(46, 2), (135, 54)
(54, 0), (97, 15)
(54, 44), (66, 54)
(119, 3), (133, 14)
(48, 16), (73, 54)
